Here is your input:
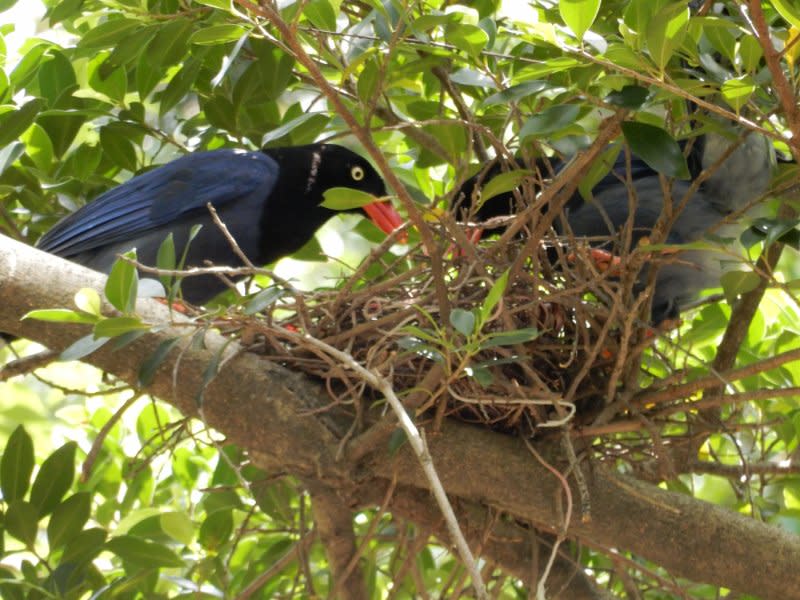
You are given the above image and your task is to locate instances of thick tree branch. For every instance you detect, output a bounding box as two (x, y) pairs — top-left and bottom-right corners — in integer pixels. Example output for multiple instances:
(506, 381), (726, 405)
(3, 236), (800, 599)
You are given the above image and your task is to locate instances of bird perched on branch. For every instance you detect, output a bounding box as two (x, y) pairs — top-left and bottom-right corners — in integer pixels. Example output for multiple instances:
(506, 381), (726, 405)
(453, 124), (776, 324)
(36, 144), (403, 305)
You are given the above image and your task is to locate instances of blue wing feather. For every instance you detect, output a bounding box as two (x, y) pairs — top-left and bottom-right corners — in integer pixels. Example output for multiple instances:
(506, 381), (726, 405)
(37, 149), (278, 257)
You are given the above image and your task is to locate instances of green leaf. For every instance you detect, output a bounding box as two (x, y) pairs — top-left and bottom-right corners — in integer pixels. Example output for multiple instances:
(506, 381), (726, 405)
(60, 528), (107, 566)
(303, 0), (337, 30)
(482, 81), (549, 106)
(20, 123), (53, 172)
(720, 270), (761, 304)
(37, 49), (76, 104)
(93, 317), (149, 338)
(321, 187), (379, 211)
(78, 18), (141, 49)
(156, 233), (176, 290)
(138, 337), (181, 386)
(88, 58), (127, 103)
(261, 112), (327, 146)
(605, 85), (649, 108)
(446, 23), (488, 58)
(105, 535), (185, 568)
(47, 492), (91, 550)
(480, 269), (510, 325)
(22, 309), (99, 325)
(450, 308), (476, 337)
(721, 76), (756, 112)
(646, 2), (689, 70)
(105, 251), (138, 314)
(480, 328), (541, 349)
(146, 18), (193, 67)
(159, 60), (201, 117)
(559, 0), (600, 41)
(621, 122), (690, 179)
(74, 287), (102, 317)
(198, 510), (233, 550)
(1, 426), (34, 502)
(476, 170), (533, 208)
(388, 428), (408, 456)
(0, 141), (24, 176)
(100, 126), (137, 171)
(189, 24), (249, 45)
(5, 501), (38, 546)
(29, 442), (76, 517)
(519, 105), (581, 139)
(0, 99), (43, 149)
(772, 0), (800, 28)
(244, 286), (285, 315)
(160, 512), (194, 545)
(59, 334), (110, 361)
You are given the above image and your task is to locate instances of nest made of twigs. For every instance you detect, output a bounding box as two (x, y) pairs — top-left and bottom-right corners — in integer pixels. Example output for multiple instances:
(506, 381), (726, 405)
(225, 208), (687, 441)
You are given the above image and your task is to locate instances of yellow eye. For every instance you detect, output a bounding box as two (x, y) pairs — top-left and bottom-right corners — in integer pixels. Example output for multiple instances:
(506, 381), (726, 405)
(351, 165), (365, 181)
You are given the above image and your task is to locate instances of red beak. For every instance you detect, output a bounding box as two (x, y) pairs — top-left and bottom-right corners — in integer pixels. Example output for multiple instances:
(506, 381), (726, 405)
(363, 201), (406, 241)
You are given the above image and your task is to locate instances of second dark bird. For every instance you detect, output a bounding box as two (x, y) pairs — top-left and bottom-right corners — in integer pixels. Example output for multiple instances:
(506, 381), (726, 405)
(453, 127), (775, 324)
(36, 144), (403, 304)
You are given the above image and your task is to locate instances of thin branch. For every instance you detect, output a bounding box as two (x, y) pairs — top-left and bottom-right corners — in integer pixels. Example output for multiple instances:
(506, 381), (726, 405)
(286, 331), (488, 600)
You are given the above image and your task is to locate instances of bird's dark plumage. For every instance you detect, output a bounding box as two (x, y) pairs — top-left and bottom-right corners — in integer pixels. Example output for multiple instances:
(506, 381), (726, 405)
(37, 144), (402, 304)
(454, 128), (775, 323)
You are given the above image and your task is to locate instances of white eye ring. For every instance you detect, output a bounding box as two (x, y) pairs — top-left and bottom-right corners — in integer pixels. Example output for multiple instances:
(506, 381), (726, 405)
(351, 166), (365, 181)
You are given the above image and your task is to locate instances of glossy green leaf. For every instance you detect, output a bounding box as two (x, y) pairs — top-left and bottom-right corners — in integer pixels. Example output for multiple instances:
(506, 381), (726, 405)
(88, 59), (127, 103)
(60, 528), (107, 566)
(37, 49), (76, 104)
(476, 170), (533, 208)
(304, 0), (337, 30)
(450, 308), (476, 336)
(721, 76), (756, 112)
(559, 0), (600, 40)
(605, 85), (649, 108)
(621, 122), (690, 179)
(1, 426), (34, 502)
(105, 251), (138, 314)
(244, 286), (285, 315)
(100, 126), (137, 171)
(160, 512), (194, 545)
(0, 99), (43, 149)
(74, 287), (102, 317)
(519, 105), (581, 139)
(480, 328), (541, 349)
(5, 501), (38, 546)
(105, 535), (185, 567)
(322, 187), (379, 210)
(720, 270), (761, 304)
(190, 24), (249, 45)
(482, 81), (548, 106)
(480, 269), (510, 325)
(30, 442), (76, 516)
(78, 18), (141, 49)
(261, 112), (327, 146)
(646, 3), (689, 70)
(22, 309), (99, 325)
(20, 123), (53, 171)
(146, 18), (193, 67)
(198, 509), (233, 550)
(93, 317), (149, 338)
(59, 333), (111, 361)
(47, 492), (91, 550)
(446, 23), (488, 57)
(138, 337), (181, 386)
(772, 0), (800, 28)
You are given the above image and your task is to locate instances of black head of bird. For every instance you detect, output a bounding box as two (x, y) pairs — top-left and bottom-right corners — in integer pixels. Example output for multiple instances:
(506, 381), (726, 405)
(452, 125), (776, 325)
(36, 143), (403, 305)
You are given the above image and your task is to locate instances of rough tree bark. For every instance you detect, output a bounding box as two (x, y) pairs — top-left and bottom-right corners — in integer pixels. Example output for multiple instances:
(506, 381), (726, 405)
(2, 235), (799, 599)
